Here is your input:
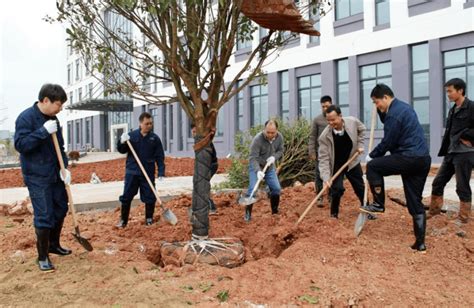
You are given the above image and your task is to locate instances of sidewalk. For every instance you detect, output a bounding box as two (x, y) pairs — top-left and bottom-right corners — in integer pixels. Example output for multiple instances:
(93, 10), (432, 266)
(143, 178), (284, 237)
(0, 174), (460, 209)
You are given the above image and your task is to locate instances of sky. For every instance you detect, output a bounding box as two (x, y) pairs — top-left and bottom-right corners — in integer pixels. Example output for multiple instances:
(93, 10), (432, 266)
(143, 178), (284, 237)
(0, 0), (66, 132)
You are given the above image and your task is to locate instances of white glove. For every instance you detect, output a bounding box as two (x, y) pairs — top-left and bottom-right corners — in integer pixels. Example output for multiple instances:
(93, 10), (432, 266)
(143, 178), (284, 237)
(257, 171), (265, 181)
(266, 156), (275, 165)
(120, 132), (130, 144)
(43, 120), (57, 134)
(59, 169), (71, 185)
(158, 176), (164, 181)
(365, 155), (372, 163)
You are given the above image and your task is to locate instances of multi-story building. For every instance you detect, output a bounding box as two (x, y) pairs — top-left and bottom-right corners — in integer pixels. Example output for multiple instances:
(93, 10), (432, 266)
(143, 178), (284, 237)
(64, 0), (474, 162)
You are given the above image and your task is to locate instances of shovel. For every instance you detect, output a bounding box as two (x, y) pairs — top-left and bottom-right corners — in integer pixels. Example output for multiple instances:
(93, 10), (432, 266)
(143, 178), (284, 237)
(52, 133), (93, 251)
(238, 160), (273, 206)
(354, 103), (378, 237)
(125, 140), (178, 225)
(296, 150), (362, 226)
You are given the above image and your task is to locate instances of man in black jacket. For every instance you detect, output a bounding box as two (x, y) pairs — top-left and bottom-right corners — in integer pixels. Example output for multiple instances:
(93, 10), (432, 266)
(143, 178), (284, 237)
(428, 78), (474, 224)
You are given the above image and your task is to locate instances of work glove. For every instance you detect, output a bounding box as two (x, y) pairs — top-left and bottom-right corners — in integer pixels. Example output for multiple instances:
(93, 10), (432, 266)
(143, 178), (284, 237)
(365, 155), (372, 163)
(59, 169), (72, 185)
(158, 176), (164, 181)
(43, 120), (58, 134)
(266, 156), (275, 165)
(257, 171), (265, 181)
(120, 132), (130, 144)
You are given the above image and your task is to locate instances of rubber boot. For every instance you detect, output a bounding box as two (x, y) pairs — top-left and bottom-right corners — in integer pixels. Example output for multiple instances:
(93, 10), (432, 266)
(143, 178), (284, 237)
(145, 203), (155, 226)
(209, 198), (217, 215)
(49, 219), (72, 256)
(360, 185), (385, 214)
(35, 228), (55, 272)
(459, 201), (471, 224)
(270, 195), (280, 214)
(411, 213), (426, 252)
(330, 195), (340, 219)
(427, 195), (443, 219)
(244, 204), (253, 222)
(116, 202), (131, 228)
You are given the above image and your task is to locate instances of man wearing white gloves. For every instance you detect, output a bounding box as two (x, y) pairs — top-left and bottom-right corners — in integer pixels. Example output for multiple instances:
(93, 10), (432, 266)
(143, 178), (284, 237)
(245, 120), (284, 221)
(14, 84), (71, 272)
(116, 112), (165, 227)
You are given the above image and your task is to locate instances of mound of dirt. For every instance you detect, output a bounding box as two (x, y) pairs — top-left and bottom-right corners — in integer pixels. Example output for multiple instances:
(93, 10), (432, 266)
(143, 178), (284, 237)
(0, 183), (472, 306)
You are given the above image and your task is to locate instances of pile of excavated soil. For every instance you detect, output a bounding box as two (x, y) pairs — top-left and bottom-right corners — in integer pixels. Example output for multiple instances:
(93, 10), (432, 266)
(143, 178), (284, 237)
(0, 157), (231, 189)
(0, 183), (472, 306)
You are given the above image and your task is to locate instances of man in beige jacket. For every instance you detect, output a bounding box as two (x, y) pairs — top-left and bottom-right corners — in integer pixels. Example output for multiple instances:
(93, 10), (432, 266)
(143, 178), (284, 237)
(318, 105), (365, 218)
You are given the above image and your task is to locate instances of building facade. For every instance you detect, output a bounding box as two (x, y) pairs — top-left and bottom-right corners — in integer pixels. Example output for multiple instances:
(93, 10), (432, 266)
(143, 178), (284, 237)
(64, 0), (474, 162)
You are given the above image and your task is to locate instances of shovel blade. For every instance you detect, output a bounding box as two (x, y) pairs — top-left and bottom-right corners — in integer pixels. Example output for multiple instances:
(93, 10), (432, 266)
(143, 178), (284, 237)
(354, 212), (368, 237)
(72, 229), (93, 252)
(238, 196), (257, 206)
(163, 209), (178, 225)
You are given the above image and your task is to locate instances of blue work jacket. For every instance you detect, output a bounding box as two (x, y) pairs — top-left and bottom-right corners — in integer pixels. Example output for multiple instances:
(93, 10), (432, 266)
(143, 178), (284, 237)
(117, 129), (165, 179)
(370, 98), (429, 158)
(14, 102), (68, 184)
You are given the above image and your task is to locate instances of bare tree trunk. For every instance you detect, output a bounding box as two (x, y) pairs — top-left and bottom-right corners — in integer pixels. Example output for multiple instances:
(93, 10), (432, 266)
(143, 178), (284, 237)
(190, 136), (213, 237)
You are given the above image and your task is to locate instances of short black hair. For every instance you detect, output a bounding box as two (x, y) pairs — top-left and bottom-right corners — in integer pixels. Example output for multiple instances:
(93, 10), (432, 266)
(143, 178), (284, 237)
(264, 119), (278, 129)
(444, 78), (466, 96)
(325, 105), (341, 116)
(320, 95), (332, 104)
(370, 84), (394, 99)
(139, 112), (152, 122)
(38, 84), (67, 103)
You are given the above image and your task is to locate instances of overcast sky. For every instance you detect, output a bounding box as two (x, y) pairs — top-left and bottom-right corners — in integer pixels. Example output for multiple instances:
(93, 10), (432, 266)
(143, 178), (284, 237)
(0, 0), (66, 132)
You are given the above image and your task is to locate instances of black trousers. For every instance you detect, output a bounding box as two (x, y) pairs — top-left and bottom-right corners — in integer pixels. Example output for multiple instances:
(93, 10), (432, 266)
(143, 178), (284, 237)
(330, 163), (365, 214)
(315, 159), (324, 195)
(432, 152), (474, 202)
(367, 154), (431, 216)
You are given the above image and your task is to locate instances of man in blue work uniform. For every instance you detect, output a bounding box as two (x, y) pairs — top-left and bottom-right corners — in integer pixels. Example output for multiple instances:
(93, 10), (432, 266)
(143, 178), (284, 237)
(360, 84), (431, 252)
(14, 84), (71, 272)
(116, 112), (165, 227)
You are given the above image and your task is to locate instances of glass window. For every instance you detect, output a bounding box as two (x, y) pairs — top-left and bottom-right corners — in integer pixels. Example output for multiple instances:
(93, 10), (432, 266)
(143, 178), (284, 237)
(236, 80), (244, 132)
(336, 0), (363, 20)
(259, 27), (268, 40)
(443, 47), (474, 122)
(236, 18), (253, 50)
(359, 62), (392, 129)
(69, 92), (73, 105)
(250, 83), (268, 126)
(75, 122), (80, 144)
(75, 59), (80, 81)
(309, 5), (320, 44)
(85, 119), (91, 144)
(169, 104), (174, 141)
(162, 105), (168, 151)
(216, 109), (225, 137)
(298, 73), (322, 121)
(280, 71), (290, 123)
(375, 0), (390, 26)
(67, 64), (72, 85)
(337, 59), (349, 115)
(411, 43), (430, 145)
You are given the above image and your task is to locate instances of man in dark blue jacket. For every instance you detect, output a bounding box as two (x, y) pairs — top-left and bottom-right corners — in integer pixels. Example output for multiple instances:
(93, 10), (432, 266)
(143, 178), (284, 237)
(360, 84), (431, 252)
(428, 78), (473, 224)
(116, 112), (165, 227)
(14, 84), (71, 272)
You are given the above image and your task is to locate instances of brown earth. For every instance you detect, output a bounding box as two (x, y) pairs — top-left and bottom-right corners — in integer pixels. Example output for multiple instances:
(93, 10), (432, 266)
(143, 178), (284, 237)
(0, 157), (231, 189)
(0, 183), (472, 306)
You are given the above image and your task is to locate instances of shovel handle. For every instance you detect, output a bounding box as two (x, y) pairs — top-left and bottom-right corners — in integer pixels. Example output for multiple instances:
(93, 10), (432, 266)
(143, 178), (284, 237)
(363, 104), (378, 205)
(247, 160), (273, 201)
(296, 150), (362, 226)
(125, 140), (163, 207)
(51, 133), (79, 230)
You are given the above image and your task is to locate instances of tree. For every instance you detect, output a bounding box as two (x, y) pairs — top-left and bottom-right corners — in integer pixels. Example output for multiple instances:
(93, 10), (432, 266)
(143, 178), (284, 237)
(51, 0), (329, 239)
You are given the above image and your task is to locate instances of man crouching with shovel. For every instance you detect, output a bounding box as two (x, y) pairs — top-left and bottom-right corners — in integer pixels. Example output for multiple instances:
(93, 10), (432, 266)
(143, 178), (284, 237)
(241, 120), (284, 221)
(318, 105), (367, 219)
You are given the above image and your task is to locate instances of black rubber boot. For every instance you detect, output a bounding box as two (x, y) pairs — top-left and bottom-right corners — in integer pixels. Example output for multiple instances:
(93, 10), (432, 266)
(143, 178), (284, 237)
(360, 185), (385, 214)
(330, 195), (341, 219)
(35, 228), (55, 272)
(145, 203), (155, 226)
(49, 219), (72, 256)
(116, 202), (131, 228)
(209, 198), (217, 215)
(270, 195), (280, 214)
(411, 213), (427, 252)
(244, 204), (253, 222)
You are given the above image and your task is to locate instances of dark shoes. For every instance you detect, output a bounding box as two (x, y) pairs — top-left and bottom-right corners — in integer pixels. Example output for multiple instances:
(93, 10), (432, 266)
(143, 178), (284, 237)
(49, 219), (72, 256)
(411, 213), (427, 253)
(37, 257), (55, 272)
(270, 195), (280, 214)
(209, 199), (218, 215)
(116, 219), (127, 228)
(244, 204), (253, 222)
(145, 218), (153, 226)
(35, 228), (55, 272)
(360, 203), (385, 214)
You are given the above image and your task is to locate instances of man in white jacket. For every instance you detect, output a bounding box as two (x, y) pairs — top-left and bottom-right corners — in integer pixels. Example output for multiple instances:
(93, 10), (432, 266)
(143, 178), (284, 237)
(318, 105), (365, 218)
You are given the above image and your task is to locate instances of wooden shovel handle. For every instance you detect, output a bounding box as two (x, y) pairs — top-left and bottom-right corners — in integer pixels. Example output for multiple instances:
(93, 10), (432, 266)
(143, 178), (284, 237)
(363, 104), (378, 205)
